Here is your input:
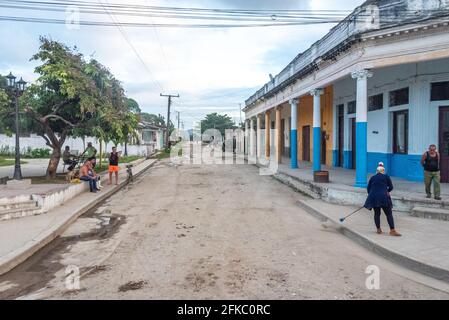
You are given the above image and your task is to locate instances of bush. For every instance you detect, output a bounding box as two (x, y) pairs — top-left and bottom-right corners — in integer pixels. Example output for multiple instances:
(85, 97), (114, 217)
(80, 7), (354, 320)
(0, 145), (51, 158)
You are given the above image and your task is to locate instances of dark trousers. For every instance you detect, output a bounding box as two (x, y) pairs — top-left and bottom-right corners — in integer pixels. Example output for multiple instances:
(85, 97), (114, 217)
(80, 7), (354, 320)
(80, 176), (97, 192)
(374, 207), (395, 230)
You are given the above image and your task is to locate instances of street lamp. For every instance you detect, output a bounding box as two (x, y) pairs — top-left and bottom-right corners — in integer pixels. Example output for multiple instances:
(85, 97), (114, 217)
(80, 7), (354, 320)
(6, 72), (27, 180)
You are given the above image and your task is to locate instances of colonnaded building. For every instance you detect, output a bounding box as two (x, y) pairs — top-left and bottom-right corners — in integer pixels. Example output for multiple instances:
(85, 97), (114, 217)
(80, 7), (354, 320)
(242, 0), (449, 187)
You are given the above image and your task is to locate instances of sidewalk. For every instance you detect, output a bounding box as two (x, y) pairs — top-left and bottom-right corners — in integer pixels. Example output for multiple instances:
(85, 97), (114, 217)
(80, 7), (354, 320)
(0, 158), (157, 275)
(297, 199), (449, 283)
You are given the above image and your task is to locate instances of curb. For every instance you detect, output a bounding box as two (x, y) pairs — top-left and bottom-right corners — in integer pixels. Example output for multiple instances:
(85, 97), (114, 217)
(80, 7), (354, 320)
(0, 158), (158, 276)
(296, 199), (449, 283)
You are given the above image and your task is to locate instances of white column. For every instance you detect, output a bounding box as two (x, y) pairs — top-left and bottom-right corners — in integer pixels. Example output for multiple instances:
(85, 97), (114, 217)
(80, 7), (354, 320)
(290, 98), (299, 169)
(250, 117), (255, 157)
(245, 120), (249, 155)
(257, 115), (262, 158)
(351, 69), (373, 188)
(310, 89), (324, 172)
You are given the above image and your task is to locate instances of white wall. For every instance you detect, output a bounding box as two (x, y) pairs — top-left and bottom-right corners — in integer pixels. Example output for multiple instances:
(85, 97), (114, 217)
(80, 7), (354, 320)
(333, 58), (449, 155)
(0, 134), (152, 157)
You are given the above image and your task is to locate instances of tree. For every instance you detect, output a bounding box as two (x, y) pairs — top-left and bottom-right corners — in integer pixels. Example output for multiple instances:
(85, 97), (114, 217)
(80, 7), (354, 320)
(200, 113), (236, 136)
(126, 98), (141, 113)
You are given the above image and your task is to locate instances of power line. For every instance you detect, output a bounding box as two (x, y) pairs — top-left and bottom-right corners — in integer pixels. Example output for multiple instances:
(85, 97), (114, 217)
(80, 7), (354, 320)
(96, 0), (164, 92)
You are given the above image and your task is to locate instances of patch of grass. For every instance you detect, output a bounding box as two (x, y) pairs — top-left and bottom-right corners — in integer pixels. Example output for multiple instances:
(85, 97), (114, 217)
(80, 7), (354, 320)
(30, 174), (68, 184)
(120, 155), (141, 163)
(156, 148), (172, 160)
(0, 157), (27, 167)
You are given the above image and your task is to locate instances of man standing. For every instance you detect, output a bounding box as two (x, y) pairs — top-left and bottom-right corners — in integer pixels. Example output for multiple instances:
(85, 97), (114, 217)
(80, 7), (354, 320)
(421, 144), (441, 200)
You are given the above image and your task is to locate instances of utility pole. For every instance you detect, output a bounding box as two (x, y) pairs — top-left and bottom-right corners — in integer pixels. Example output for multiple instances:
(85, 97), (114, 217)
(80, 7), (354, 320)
(176, 111), (180, 131)
(160, 93), (179, 148)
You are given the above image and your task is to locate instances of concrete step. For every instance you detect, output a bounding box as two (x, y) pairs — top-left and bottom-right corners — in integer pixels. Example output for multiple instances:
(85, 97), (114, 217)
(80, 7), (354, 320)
(411, 206), (449, 221)
(0, 206), (43, 221)
(0, 200), (38, 211)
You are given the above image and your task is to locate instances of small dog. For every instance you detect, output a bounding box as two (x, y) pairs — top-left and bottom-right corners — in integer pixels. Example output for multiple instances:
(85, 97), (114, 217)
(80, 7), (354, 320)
(66, 169), (80, 182)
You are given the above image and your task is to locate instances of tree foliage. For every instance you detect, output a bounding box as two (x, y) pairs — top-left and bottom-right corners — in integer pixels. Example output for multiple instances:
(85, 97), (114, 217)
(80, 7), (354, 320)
(0, 37), (139, 178)
(200, 112), (236, 136)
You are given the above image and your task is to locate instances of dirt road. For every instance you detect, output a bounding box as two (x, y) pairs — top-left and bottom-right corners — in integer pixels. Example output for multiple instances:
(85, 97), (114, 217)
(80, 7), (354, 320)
(1, 158), (448, 299)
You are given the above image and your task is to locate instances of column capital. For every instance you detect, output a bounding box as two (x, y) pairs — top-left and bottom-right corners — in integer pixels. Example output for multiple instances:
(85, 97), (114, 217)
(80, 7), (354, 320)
(351, 69), (373, 80)
(289, 98), (299, 106)
(309, 88), (324, 97)
(257, 113), (264, 119)
(275, 105), (283, 111)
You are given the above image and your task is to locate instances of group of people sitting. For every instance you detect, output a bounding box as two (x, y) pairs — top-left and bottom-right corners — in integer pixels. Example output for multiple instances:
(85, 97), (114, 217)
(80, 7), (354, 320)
(62, 142), (121, 193)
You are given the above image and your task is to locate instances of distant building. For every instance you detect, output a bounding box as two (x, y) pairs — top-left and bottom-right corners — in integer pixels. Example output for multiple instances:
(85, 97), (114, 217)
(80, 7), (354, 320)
(137, 121), (165, 154)
(243, 0), (449, 186)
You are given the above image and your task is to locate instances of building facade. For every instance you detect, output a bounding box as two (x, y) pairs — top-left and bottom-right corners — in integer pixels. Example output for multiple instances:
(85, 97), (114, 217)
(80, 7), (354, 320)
(243, 0), (449, 186)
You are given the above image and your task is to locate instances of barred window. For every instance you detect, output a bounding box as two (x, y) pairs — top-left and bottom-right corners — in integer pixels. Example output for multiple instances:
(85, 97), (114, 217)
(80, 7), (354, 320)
(368, 94), (383, 111)
(389, 87), (409, 107)
(431, 81), (449, 101)
(347, 101), (356, 114)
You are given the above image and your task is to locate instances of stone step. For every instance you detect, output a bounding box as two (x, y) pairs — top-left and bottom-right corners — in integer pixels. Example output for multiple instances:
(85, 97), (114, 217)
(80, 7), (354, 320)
(0, 206), (43, 221)
(0, 200), (38, 211)
(411, 206), (449, 221)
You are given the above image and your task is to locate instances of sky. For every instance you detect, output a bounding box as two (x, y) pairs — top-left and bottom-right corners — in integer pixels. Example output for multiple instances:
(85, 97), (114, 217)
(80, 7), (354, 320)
(0, 0), (365, 130)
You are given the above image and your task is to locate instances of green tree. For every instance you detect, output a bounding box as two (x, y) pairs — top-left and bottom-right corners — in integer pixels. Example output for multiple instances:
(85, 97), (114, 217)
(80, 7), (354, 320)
(126, 98), (141, 113)
(200, 113), (236, 136)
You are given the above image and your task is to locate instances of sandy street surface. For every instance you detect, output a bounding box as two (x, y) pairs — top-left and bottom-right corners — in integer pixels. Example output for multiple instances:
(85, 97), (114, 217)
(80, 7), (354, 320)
(0, 157), (448, 300)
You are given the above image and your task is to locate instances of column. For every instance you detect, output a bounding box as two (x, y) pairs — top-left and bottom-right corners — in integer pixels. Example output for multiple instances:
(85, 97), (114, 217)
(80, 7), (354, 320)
(250, 117), (255, 157)
(351, 69), (373, 188)
(289, 98), (299, 169)
(244, 120), (249, 156)
(257, 114), (262, 158)
(275, 106), (282, 164)
(265, 111), (271, 159)
(310, 89), (324, 172)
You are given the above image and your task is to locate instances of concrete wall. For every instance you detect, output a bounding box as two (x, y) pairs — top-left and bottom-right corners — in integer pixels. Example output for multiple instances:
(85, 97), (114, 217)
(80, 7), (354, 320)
(332, 58), (449, 181)
(0, 134), (155, 157)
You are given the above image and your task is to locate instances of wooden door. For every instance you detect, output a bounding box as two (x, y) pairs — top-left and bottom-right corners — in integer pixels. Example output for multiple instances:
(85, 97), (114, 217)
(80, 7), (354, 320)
(439, 106), (449, 182)
(321, 130), (327, 165)
(302, 125), (310, 162)
(351, 118), (356, 169)
(338, 105), (344, 167)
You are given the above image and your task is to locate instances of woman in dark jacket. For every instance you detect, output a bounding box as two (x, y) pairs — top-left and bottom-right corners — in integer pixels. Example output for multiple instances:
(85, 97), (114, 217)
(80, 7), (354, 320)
(364, 163), (401, 236)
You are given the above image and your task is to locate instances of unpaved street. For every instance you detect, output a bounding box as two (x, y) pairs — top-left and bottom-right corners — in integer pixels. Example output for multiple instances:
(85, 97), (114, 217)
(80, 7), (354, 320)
(1, 158), (448, 299)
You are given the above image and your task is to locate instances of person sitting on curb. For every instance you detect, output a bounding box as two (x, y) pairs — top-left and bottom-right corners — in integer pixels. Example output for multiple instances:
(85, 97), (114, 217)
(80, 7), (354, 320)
(364, 162), (401, 237)
(108, 146), (121, 185)
(421, 144), (441, 200)
(79, 159), (99, 193)
(87, 157), (102, 189)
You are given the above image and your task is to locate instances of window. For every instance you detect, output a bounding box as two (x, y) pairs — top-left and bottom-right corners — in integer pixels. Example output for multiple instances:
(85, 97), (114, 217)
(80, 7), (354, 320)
(368, 94), (383, 111)
(337, 104), (344, 116)
(431, 81), (449, 101)
(347, 101), (356, 114)
(393, 110), (409, 154)
(389, 87), (409, 107)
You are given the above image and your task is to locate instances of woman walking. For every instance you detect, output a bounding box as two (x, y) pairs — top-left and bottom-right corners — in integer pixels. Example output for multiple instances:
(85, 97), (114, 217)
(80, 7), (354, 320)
(364, 162), (401, 236)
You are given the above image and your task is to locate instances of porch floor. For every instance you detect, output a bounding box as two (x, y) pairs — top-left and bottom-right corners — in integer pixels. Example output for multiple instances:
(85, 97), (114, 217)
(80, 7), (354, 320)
(276, 157), (449, 199)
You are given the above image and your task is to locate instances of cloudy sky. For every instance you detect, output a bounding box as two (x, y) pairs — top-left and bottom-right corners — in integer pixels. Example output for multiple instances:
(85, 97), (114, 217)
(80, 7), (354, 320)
(0, 0), (365, 129)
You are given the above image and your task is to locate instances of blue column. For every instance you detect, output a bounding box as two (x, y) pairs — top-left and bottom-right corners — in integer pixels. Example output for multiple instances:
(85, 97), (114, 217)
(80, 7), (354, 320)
(352, 69), (373, 188)
(290, 99), (298, 169)
(310, 89), (324, 172)
(313, 127), (321, 172)
(355, 122), (368, 188)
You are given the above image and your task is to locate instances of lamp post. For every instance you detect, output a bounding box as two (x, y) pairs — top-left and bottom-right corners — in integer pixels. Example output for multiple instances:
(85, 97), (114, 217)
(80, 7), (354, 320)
(6, 72), (27, 180)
